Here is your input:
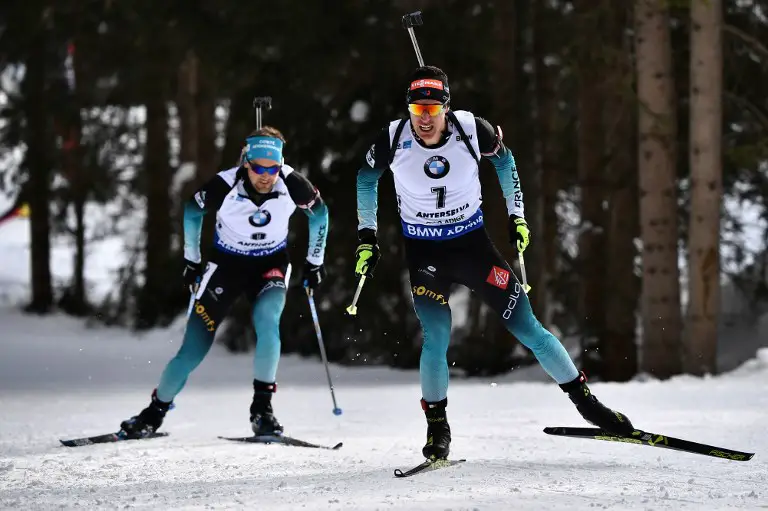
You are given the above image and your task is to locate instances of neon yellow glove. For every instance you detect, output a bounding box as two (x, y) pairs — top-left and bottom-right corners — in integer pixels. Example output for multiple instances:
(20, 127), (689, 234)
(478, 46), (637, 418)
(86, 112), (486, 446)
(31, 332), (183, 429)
(354, 230), (381, 277)
(511, 216), (530, 253)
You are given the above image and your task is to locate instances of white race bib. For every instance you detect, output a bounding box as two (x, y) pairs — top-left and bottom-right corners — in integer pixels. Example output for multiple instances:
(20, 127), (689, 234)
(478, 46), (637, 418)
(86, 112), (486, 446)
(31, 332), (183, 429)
(213, 167), (298, 256)
(388, 110), (483, 240)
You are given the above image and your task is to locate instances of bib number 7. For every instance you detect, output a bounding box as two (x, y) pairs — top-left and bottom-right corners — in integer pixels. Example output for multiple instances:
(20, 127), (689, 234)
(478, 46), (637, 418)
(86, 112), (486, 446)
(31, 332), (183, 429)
(431, 186), (446, 209)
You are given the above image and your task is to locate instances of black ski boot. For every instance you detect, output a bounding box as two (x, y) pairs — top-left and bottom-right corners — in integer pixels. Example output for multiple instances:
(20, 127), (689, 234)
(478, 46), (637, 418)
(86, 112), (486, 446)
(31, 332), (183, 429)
(560, 371), (634, 436)
(120, 389), (173, 439)
(421, 398), (451, 460)
(250, 379), (284, 436)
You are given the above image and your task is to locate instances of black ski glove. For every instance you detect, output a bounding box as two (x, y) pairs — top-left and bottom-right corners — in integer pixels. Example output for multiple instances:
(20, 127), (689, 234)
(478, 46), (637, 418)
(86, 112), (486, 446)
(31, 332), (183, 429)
(303, 260), (326, 290)
(183, 259), (203, 293)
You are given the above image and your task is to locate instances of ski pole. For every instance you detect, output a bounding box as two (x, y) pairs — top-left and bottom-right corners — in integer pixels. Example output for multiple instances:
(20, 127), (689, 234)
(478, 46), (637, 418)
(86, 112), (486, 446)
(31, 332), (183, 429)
(186, 291), (196, 318)
(181, 279), (200, 335)
(345, 275), (367, 316)
(518, 252), (531, 294)
(186, 274), (202, 318)
(306, 288), (342, 416)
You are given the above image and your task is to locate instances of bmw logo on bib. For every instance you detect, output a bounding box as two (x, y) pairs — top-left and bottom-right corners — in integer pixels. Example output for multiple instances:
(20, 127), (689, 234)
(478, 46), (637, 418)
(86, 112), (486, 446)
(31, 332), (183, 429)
(249, 209), (272, 227)
(424, 156), (450, 179)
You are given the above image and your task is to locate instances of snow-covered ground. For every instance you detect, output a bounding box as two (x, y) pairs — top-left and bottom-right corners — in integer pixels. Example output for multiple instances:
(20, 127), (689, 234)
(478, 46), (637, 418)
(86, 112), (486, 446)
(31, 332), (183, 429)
(1, 310), (766, 510)
(1, 170), (767, 510)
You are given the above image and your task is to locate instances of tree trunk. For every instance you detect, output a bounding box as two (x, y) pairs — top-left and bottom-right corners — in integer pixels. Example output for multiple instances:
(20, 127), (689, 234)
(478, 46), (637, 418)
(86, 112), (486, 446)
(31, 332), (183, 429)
(24, 10), (53, 314)
(575, 0), (607, 377)
(137, 49), (174, 328)
(686, 0), (722, 375)
(197, 62), (219, 257)
(603, 3), (639, 381)
(480, 0), (530, 369)
(71, 190), (86, 313)
(220, 90), (252, 169)
(67, 40), (88, 315)
(453, 0), (534, 375)
(196, 60), (217, 182)
(177, 49), (198, 169)
(503, 0), (544, 317)
(487, 0), (518, 251)
(466, 0), (516, 354)
(634, 0), (683, 378)
(531, 0), (559, 330)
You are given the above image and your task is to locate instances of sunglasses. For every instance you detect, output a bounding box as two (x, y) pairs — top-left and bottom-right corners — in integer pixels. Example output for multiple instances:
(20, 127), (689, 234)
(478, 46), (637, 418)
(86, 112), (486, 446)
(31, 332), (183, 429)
(247, 162), (281, 175)
(408, 103), (446, 117)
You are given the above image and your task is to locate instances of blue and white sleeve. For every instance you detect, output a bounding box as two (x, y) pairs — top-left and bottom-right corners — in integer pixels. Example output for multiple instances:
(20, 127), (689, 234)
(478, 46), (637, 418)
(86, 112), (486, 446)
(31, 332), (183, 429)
(282, 168), (330, 265)
(183, 201), (205, 263)
(487, 148), (524, 218)
(357, 166), (384, 233)
(475, 116), (524, 218)
(183, 173), (231, 263)
(303, 199), (329, 266)
(356, 128), (390, 234)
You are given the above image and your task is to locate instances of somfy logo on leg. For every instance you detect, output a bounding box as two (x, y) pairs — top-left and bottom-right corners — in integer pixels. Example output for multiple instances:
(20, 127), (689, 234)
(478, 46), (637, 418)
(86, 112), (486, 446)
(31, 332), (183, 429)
(194, 303), (216, 332)
(412, 285), (448, 305)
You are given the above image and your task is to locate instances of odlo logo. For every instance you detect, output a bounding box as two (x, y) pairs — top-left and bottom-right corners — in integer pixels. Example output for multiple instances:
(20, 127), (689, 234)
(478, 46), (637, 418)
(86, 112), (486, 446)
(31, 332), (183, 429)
(195, 303), (216, 332)
(502, 282), (522, 320)
(249, 209), (271, 227)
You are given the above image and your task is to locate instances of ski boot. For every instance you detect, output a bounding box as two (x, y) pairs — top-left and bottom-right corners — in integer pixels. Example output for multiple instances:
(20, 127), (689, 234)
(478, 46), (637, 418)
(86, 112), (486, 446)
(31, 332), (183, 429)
(560, 371), (634, 436)
(250, 379), (284, 436)
(421, 398), (451, 460)
(120, 389), (173, 439)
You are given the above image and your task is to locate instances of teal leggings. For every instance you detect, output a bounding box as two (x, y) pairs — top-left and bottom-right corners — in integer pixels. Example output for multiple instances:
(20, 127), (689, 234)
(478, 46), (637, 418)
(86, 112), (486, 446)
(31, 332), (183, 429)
(406, 228), (579, 403)
(155, 286), (286, 403)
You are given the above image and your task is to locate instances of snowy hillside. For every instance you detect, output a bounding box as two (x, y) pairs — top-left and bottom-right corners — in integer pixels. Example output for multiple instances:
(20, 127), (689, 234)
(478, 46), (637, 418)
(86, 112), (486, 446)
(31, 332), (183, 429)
(1, 310), (767, 510)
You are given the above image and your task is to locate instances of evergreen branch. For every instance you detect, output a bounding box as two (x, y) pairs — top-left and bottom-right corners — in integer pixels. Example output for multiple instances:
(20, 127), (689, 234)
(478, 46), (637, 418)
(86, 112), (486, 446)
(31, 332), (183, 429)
(724, 91), (768, 132)
(723, 24), (768, 61)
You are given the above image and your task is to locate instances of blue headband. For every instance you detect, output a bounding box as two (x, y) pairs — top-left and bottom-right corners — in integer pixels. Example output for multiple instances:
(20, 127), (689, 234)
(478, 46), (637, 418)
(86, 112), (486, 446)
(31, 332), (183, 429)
(244, 136), (284, 163)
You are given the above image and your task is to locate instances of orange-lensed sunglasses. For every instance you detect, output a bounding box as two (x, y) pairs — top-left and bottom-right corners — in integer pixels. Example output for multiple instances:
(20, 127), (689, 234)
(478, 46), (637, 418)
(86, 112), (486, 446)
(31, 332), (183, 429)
(408, 103), (446, 117)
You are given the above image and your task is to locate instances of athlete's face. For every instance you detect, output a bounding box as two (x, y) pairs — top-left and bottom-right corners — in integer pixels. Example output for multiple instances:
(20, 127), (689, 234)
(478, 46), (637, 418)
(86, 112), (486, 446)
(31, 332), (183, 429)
(246, 157), (280, 193)
(408, 99), (448, 146)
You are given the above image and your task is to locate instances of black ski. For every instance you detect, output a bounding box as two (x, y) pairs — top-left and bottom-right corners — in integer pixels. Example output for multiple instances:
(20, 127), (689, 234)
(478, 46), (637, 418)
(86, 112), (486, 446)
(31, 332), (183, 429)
(544, 427), (754, 461)
(218, 434), (342, 450)
(394, 458), (467, 478)
(60, 431), (169, 447)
